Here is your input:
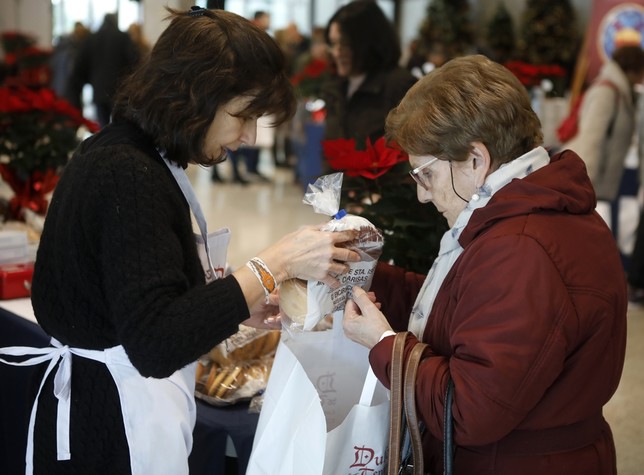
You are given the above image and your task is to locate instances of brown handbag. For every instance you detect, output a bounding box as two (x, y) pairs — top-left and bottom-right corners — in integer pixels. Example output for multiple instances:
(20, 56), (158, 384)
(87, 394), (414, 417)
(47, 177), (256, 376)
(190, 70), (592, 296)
(388, 332), (455, 475)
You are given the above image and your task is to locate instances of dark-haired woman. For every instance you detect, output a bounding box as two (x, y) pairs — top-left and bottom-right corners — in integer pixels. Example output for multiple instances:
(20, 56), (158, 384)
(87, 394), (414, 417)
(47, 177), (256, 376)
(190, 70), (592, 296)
(0, 7), (359, 474)
(321, 0), (416, 152)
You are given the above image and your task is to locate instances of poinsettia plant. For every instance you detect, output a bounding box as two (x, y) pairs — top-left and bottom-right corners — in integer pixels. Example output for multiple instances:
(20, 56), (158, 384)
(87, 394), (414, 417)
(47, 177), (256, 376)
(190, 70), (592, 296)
(322, 136), (448, 274)
(0, 29), (98, 221)
(0, 85), (99, 219)
(323, 136), (409, 179)
(1, 31), (52, 87)
(290, 58), (331, 100)
(503, 61), (566, 87)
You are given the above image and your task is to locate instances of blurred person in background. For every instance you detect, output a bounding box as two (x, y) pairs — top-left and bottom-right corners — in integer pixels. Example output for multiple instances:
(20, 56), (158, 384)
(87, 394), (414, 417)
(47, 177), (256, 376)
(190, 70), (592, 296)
(563, 45), (644, 236)
(321, 0), (416, 154)
(68, 13), (139, 127)
(128, 23), (151, 62)
(50, 21), (90, 105)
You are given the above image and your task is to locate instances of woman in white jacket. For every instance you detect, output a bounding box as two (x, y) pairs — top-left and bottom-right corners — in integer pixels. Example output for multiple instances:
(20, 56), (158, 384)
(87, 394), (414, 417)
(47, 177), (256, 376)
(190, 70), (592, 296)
(563, 45), (644, 203)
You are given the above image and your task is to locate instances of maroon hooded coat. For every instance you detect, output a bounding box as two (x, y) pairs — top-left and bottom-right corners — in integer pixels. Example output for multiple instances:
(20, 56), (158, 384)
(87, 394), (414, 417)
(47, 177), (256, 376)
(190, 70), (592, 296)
(369, 150), (627, 475)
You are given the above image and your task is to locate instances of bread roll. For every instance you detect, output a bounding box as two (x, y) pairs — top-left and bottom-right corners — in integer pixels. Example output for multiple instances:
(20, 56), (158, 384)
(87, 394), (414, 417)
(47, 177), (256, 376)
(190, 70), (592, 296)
(195, 360), (208, 383)
(215, 366), (243, 398)
(207, 368), (229, 397)
(279, 278), (308, 325)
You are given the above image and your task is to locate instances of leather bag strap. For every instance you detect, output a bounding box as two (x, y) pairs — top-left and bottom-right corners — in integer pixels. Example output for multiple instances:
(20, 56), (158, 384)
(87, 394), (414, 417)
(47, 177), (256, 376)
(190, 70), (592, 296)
(404, 341), (428, 475)
(443, 378), (455, 475)
(387, 331), (456, 475)
(387, 332), (407, 475)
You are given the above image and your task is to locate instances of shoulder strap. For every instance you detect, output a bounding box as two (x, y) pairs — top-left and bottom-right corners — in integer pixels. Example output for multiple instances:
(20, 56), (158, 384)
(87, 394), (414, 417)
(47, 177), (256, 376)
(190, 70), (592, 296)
(388, 332), (456, 475)
(594, 80), (621, 137)
(404, 341), (428, 475)
(388, 332), (407, 475)
(443, 378), (455, 475)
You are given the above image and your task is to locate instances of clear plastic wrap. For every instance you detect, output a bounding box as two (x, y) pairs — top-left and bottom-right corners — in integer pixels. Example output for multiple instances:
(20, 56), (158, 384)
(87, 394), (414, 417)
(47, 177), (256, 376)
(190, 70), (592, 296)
(194, 326), (281, 406)
(279, 173), (384, 331)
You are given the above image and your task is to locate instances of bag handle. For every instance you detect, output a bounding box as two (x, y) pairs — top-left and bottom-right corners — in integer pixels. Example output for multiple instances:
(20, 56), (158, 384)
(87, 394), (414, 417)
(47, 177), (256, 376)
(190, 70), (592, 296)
(359, 366), (379, 406)
(387, 332), (407, 475)
(387, 332), (455, 475)
(404, 341), (428, 474)
(388, 333), (426, 475)
(443, 378), (455, 475)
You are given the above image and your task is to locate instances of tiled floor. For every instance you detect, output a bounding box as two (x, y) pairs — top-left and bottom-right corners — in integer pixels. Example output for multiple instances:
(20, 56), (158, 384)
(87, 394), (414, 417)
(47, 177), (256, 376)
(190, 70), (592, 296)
(188, 154), (644, 474)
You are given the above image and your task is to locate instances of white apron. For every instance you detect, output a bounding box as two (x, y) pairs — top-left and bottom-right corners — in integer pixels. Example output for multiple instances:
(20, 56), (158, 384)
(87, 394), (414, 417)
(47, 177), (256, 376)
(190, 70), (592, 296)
(0, 159), (230, 475)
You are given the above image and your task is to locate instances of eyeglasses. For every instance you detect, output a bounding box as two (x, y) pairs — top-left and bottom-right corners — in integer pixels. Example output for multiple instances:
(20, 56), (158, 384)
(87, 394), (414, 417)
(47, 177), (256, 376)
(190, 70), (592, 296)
(409, 156), (440, 191)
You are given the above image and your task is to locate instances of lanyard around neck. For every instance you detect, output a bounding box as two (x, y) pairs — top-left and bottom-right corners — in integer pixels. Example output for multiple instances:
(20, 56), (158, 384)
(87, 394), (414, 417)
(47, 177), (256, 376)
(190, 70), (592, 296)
(162, 158), (214, 274)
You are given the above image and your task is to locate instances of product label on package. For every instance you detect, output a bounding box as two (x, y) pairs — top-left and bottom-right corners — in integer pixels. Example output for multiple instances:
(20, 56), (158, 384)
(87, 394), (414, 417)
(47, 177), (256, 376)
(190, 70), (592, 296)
(304, 260), (376, 330)
(329, 261), (375, 311)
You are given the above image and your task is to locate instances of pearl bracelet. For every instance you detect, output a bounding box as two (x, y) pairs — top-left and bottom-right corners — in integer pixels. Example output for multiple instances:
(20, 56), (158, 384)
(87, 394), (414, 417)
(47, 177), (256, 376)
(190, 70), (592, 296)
(246, 257), (276, 303)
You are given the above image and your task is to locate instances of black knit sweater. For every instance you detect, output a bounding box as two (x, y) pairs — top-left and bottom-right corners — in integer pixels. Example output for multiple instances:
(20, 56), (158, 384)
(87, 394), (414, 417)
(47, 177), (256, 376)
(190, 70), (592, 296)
(29, 122), (249, 473)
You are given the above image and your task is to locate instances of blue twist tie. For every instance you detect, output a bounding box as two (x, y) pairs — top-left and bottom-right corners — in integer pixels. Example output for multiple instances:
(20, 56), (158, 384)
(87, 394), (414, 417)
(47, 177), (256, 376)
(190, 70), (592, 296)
(333, 209), (347, 220)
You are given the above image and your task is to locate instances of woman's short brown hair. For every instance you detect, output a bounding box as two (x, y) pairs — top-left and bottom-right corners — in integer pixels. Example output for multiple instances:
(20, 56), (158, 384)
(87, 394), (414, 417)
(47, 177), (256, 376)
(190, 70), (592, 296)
(386, 54), (543, 167)
(112, 8), (296, 167)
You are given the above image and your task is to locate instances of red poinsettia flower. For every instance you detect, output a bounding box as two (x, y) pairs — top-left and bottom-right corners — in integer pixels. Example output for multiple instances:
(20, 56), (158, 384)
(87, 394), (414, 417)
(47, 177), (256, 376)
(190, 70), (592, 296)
(322, 136), (408, 179)
(503, 60), (566, 87)
(290, 58), (331, 98)
(0, 166), (59, 218)
(0, 85), (99, 220)
(0, 86), (99, 132)
(291, 58), (329, 86)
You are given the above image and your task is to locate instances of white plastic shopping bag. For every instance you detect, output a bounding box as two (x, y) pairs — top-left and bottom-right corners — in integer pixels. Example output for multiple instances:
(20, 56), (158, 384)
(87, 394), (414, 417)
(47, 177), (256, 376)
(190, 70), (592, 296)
(247, 313), (390, 475)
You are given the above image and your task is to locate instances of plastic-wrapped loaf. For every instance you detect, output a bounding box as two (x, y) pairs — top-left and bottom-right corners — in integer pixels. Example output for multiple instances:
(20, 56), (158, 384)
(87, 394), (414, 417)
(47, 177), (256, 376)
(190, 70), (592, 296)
(279, 173), (384, 331)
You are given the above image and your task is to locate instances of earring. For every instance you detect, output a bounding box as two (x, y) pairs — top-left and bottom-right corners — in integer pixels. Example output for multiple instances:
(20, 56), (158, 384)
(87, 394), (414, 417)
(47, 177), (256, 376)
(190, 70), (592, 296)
(471, 187), (481, 201)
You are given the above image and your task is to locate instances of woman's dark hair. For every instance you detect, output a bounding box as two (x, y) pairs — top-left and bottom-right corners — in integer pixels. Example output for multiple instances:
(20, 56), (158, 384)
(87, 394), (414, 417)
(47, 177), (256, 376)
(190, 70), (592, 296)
(612, 44), (644, 75)
(324, 0), (401, 74)
(112, 7), (296, 167)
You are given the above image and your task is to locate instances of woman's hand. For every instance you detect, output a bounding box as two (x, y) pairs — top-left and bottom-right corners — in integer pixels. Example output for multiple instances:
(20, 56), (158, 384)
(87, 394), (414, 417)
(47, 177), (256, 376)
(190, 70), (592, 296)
(260, 224), (361, 288)
(343, 286), (391, 349)
(242, 291), (282, 330)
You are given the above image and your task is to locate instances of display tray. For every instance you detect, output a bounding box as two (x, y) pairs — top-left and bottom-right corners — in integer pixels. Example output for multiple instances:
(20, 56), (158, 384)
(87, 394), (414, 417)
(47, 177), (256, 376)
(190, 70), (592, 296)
(194, 328), (280, 407)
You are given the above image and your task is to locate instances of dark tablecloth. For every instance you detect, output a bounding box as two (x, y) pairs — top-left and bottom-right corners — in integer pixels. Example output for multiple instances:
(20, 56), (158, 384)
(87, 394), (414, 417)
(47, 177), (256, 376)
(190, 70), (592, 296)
(0, 308), (49, 475)
(190, 399), (260, 475)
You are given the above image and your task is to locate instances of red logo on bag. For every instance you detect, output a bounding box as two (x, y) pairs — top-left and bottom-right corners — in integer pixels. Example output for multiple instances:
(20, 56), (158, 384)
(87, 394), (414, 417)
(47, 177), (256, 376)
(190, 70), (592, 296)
(349, 446), (385, 474)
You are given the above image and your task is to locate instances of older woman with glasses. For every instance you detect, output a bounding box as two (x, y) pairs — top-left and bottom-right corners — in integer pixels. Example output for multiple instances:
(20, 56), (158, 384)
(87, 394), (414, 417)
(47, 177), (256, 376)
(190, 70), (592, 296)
(342, 54), (627, 475)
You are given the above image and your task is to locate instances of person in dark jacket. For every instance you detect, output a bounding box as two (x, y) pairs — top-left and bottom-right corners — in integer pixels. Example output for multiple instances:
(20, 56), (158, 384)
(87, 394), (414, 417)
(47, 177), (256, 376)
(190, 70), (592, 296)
(343, 55), (627, 475)
(50, 21), (90, 105)
(68, 13), (139, 127)
(0, 8), (360, 474)
(321, 0), (416, 152)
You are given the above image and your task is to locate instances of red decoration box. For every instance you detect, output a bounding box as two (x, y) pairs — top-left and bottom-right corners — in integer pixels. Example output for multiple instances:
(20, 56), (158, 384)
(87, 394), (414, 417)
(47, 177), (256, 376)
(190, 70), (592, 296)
(0, 262), (34, 299)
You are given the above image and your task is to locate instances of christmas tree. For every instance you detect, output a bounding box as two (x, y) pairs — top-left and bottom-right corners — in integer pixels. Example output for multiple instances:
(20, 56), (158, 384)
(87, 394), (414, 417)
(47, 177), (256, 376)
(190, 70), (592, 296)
(486, 2), (515, 64)
(418, 0), (473, 61)
(518, 0), (580, 88)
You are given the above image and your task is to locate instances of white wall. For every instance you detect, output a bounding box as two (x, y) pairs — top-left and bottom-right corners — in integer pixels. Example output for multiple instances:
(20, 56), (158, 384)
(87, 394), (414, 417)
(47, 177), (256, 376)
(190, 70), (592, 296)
(1, 0), (53, 47)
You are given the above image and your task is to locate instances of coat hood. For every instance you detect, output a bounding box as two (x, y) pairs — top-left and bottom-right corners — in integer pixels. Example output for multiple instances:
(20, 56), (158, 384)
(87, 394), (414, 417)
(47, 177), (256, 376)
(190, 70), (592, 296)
(459, 149), (597, 247)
